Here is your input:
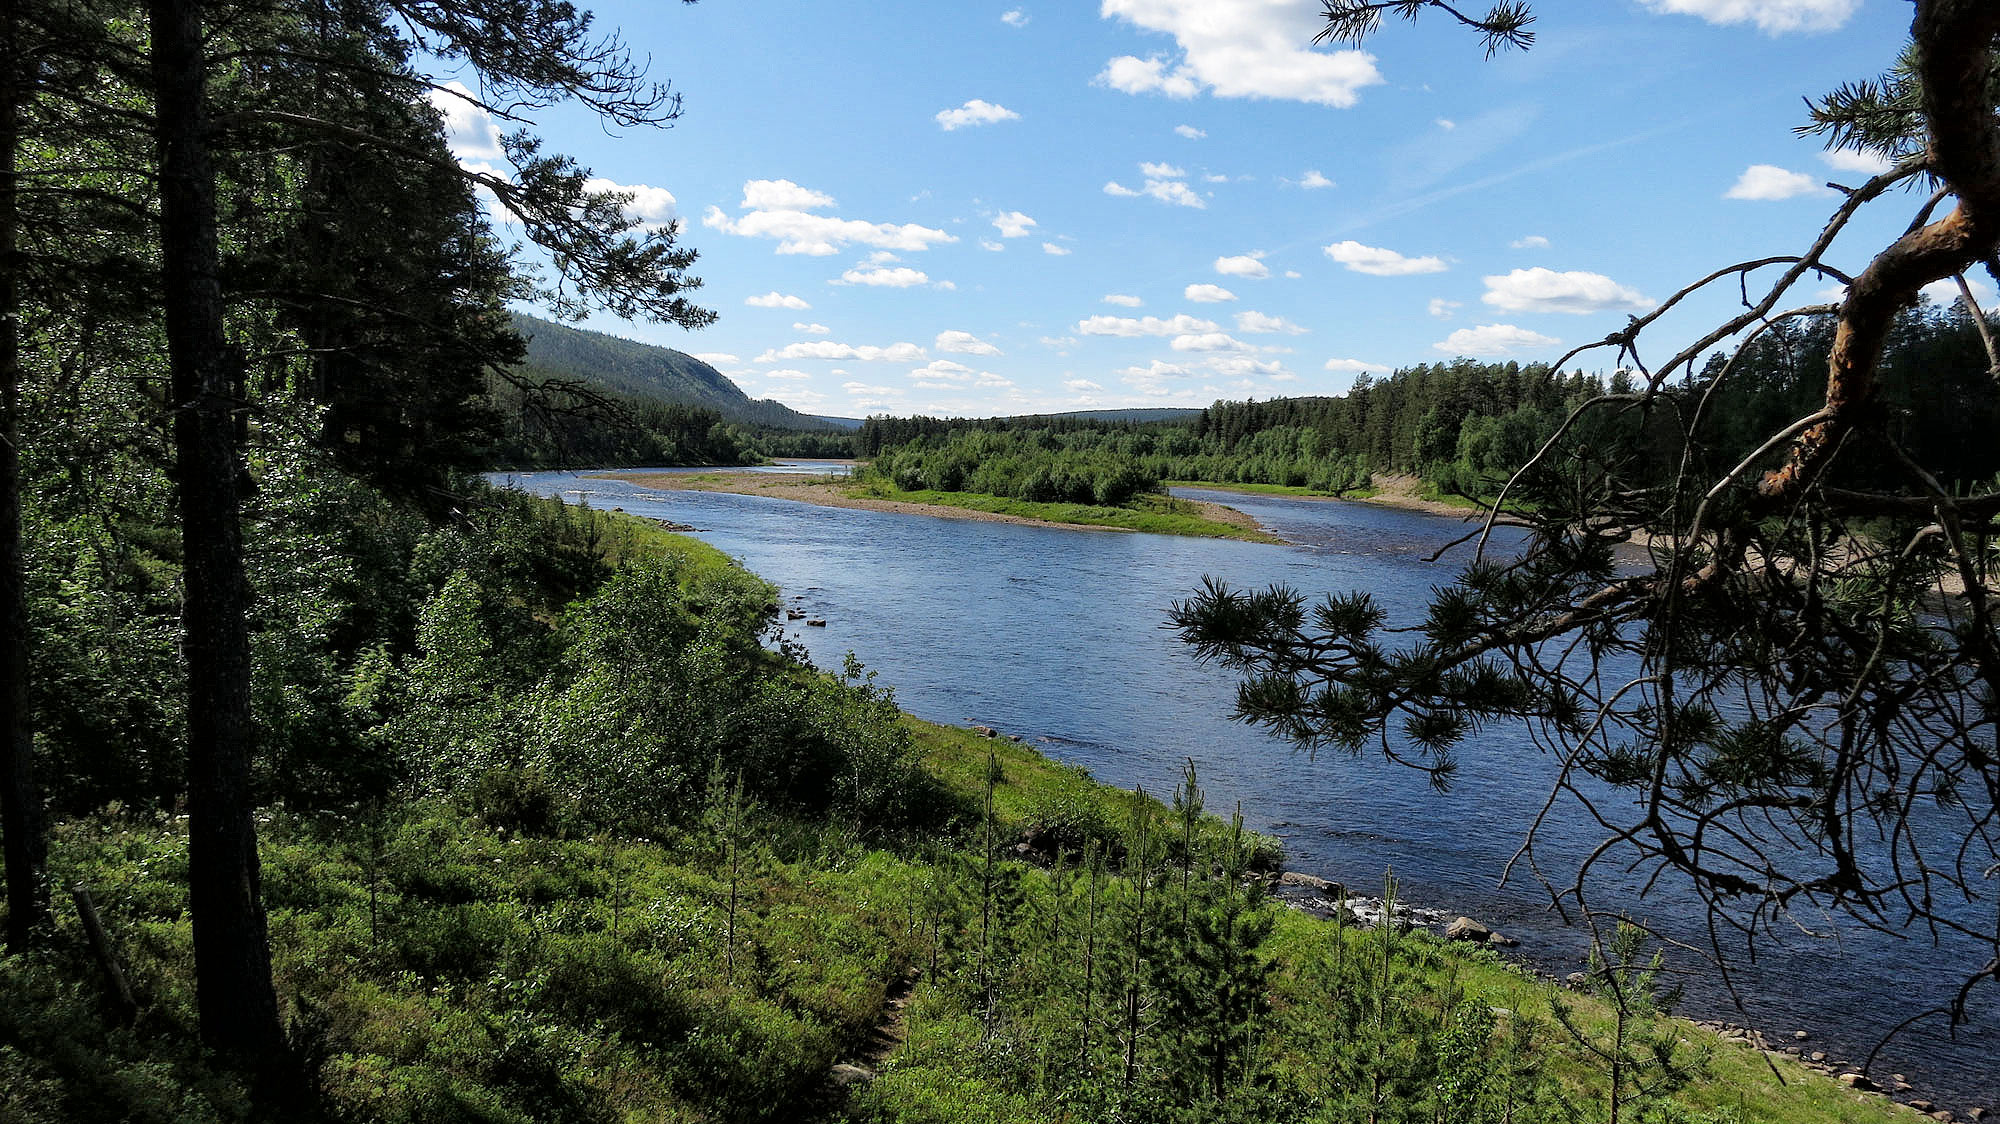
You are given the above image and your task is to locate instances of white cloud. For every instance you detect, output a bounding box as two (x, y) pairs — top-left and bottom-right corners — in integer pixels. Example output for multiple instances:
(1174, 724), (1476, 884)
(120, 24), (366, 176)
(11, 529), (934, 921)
(1104, 293), (1144, 307)
(1103, 181), (1141, 197)
(1481, 268), (1655, 315)
(704, 183), (956, 256)
(1175, 124), (1206, 139)
(690, 352), (739, 366)
(993, 210), (1037, 238)
(1236, 310), (1307, 334)
(1428, 298), (1463, 319)
(746, 292), (811, 309)
(1001, 8), (1028, 26)
(837, 266), (935, 288)
(1141, 161), (1185, 178)
(1065, 378), (1105, 392)
(936, 330), (1002, 356)
(1724, 164), (1829, 201)
(764, 369), (815, 381)
(1040, 335), (1078, 348)
(980, 239), (1006, 252)
(1098, 0), (1385, 107)
(1434, 324), (1561, 356)
(1145, 180), (1205, 208)
(1639, 0), (1858, 34)
(1822, 148), (1894, 177)
(1076, 313), (1219, 337)
(1043, 242), (1072, 256)
(936, 99), (1020, 130)
(740, 179), (835, 211)
(842, 381), (907, 409)
(1215, 253), (1269, 279)
(1510, 234), (1551, 250)
(1921, 275), (1999, 309)
(1325, 357), (1390, 374)
(583, 178), (678, 231)
(1185, 283), (1237, 303)
(758, 341), (928, 363)
(1172, 331), (1252, 352)
(1325, 240), (1447, 276)
(909, 359), (974, 382)
(1098, 54), (1202, 99)
(1284, 270), (1301, 279)
(1202, 173), (1230, 184)
(1204, 355), (1289, 377)
(793, 321), (830, 335)
(1435, 118), (1456, 131)
(428, 82), (504, 165)
(1298, 169), (1335, 189)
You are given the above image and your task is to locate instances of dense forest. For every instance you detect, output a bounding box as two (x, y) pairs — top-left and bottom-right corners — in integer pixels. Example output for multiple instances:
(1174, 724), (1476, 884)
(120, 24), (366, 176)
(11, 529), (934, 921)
(856, 301), (2000, 510)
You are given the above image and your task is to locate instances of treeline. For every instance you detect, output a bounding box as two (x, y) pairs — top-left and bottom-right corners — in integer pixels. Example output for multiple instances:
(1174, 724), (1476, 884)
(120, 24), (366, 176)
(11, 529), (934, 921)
(868, 429), (1162, 506)
(857, 301), (2000, 505)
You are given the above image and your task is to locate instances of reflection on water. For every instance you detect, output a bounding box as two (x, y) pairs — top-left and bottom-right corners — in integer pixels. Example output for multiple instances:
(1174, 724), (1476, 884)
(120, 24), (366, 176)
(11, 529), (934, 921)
(494, 471), (1997, 1104)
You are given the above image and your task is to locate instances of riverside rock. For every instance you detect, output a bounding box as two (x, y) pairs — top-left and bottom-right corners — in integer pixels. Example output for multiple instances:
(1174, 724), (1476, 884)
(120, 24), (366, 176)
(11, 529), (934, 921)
(1445, 916), (1493, 944)
(1279, 871), (1339, 894)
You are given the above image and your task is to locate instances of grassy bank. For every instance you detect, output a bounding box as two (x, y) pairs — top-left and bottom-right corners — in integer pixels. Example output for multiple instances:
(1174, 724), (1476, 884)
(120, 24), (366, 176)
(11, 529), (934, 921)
(1, 507), (1941, 1123)
(847, 479), (1284, 542)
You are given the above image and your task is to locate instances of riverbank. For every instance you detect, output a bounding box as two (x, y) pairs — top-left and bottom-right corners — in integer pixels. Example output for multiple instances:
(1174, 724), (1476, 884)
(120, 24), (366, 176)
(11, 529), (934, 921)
(594, 469), (1287, 543)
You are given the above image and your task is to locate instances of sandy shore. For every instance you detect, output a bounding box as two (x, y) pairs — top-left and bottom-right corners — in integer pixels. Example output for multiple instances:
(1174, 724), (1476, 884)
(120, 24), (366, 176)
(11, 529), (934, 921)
(595, 469), (1274, 540)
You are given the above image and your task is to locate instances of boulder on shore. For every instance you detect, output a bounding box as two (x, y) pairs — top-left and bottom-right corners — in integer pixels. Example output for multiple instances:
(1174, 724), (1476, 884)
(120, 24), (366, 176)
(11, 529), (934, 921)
(1444, 916), (1493, 944)
(1279, 871), (1340, 894)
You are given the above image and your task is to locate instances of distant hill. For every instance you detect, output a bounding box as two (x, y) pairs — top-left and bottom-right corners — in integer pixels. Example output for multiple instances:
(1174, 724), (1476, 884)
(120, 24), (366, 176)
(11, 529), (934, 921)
(813, 415), (865, 431)
(511, 313), (837, 432)
(1007, 408), (1204, 425)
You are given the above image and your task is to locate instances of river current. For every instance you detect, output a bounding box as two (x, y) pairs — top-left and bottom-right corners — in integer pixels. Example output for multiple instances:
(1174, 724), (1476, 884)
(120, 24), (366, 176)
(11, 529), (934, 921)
(496, 465), (1996, 1106)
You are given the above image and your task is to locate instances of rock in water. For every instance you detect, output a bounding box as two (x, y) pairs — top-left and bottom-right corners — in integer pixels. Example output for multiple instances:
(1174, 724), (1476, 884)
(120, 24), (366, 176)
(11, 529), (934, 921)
(1444, 916), (1493, 943)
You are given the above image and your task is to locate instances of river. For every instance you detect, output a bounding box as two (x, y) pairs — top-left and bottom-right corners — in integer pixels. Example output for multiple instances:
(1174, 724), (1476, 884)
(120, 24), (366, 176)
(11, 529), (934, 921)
(495, 465), (1996, 1106)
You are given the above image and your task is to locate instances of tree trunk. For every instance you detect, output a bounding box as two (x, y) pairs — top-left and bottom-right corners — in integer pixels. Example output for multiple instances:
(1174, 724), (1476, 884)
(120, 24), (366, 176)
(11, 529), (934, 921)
(0, 0), (49, 954)
(148, 0), (285, 1071)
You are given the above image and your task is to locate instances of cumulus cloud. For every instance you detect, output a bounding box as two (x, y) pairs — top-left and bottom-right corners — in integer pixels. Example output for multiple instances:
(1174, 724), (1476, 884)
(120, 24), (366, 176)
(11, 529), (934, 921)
(936, 330), (1002, 356)
(1325, 357), (1390, 374)
(1175, 124), (1206, 139)
(993, 210), (1037, 238)
(936, 99), (1020, 130)
(741, 179), (835, 211)
(428, 82), (505, 166)
(691, 352), (739, 366)
(1510, 234), (1550, 250)
(1324, 240), (1447, 276)
(1043, 242), (1072, 256)
(758, 341), (928, 363)
(1215, 253), (1269, 279)
(1436, 118), (1456, 131)
(980, 239), (1006, 252)
(1481, 268), (1655, 315)
(1639, 0), (1858, 34)
(1172, 331), (1252, 352)
(1065, 378), (1105, 392)
(1724, 164), (1830, 201)
(747, 292), (811, 309)
(1921, 275), (1999, 309)
(1098, 0), (1384, 107)
(1001, 8), (1028, 26)
(1236, 310), (1306, 334)
(1298, 169), (1335, 189)
(1428, 298), (1462, 319)
(1103, 293), (1144, 307)
(1185, 283), (1237, 303)
(583, 178), (678, 231)
(1076, 313), (1218, 337)
(793, 321), (830, 335)
(1822, 148), (1894, 177)
(764, 369), (815, 381)
(1104, 162), (1206, 209)
(837, 266), (936, 288)
(704, 181), (956, 256)
(1434, 324), (1561, 357)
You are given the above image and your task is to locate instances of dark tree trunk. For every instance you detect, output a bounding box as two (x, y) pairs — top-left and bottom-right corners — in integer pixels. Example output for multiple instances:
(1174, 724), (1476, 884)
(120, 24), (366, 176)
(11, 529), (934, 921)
(0, 0), (49, 953)
(148, 0), (285, 1069)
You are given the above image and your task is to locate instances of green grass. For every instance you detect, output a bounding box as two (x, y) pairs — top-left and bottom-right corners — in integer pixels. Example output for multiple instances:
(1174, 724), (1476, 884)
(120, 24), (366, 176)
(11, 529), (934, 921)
(844, 481), (1283, 542)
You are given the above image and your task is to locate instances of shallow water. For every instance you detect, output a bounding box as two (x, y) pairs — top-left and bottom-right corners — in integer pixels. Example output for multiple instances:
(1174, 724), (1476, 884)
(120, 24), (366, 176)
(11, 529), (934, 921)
(497, 468), (1997, 1105)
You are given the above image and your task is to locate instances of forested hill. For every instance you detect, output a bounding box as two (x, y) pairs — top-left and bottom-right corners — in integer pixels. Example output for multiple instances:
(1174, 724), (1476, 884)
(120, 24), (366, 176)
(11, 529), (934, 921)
(512, 313), (839, 432)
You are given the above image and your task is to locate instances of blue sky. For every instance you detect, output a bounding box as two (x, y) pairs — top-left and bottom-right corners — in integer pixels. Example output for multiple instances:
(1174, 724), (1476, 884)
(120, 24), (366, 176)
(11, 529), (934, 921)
(433, 0), (1951, 420)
